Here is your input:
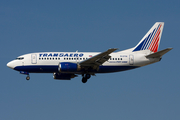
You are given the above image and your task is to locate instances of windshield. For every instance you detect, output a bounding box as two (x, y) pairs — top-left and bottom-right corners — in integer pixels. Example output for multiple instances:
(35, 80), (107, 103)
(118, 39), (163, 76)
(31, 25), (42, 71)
(16, 57), (24, 60)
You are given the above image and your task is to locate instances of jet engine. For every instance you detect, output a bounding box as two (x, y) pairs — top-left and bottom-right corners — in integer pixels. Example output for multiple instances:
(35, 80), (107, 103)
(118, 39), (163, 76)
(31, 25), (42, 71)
(58, 62), (81, 72)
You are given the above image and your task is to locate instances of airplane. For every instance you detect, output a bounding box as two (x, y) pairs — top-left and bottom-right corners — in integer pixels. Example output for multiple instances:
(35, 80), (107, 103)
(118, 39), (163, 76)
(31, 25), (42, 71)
(7, 22), (172, 83)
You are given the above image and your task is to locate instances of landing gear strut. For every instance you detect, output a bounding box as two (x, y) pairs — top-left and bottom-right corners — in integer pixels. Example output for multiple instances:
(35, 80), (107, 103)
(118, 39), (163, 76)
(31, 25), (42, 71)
(26, 75), (30, 80)
(82, 74), (91, 83)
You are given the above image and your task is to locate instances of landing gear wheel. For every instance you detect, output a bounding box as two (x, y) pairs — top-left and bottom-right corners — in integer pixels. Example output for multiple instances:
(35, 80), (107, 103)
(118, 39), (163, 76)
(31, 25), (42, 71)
(85, 74), (91, 79)
(82, 77), (87, 83)
(26, 76), (30, 80)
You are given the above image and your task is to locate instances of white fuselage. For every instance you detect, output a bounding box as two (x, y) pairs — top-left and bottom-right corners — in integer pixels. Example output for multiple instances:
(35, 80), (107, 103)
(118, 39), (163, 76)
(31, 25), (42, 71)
(7, 49), (160, 74)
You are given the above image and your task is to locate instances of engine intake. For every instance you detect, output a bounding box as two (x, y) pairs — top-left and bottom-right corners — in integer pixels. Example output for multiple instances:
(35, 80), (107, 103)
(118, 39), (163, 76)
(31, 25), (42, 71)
(58, 62), (81, 72)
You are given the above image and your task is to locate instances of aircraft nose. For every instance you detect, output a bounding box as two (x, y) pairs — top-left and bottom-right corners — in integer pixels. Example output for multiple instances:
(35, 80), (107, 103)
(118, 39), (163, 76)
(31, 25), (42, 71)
(7, 61), (15, 69)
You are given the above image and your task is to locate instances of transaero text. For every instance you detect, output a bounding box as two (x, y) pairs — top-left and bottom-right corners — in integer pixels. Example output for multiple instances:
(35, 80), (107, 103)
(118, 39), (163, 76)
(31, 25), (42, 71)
(39, 53), (84, 57)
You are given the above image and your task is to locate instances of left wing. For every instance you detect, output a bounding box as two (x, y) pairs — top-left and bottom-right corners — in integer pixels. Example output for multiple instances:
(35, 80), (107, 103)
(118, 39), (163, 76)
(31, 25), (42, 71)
(79, 48), (118, 70)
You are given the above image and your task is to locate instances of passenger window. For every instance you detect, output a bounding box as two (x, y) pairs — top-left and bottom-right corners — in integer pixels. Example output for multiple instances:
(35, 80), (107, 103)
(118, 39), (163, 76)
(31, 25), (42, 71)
(39, 58), (41, 60)
(47, 58), (49, 60)
(44, 58), (46, 60)
(115, 58), (117, 60)
(58, 58), (60, 60)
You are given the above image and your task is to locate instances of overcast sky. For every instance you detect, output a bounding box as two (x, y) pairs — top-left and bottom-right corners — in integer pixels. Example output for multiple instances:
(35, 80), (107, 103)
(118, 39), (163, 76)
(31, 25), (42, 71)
(1, 0), (180, 120)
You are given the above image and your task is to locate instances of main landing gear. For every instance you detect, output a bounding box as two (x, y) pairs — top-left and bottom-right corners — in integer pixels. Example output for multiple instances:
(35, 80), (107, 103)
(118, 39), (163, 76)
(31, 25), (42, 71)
(82, 74), (91, 83)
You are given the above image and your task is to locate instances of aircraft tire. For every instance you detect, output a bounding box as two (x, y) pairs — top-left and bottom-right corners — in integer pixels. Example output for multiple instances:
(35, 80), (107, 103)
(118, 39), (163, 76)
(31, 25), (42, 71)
(85, 74), (91, 79)
(82, 77), (87, 83)
(26, 76), (30, 80)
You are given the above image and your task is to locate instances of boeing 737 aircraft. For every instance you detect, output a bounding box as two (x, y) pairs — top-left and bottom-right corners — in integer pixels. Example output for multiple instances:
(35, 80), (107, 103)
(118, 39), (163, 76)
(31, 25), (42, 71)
(7, 22), (172, 83)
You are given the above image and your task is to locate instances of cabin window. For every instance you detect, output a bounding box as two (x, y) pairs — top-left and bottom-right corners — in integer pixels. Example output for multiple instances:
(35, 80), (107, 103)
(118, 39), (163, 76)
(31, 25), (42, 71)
(58, 58), (60, 60)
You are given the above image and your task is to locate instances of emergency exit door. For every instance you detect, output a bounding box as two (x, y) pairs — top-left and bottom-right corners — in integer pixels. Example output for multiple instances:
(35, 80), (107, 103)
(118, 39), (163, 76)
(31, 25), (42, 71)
(31, 54), (37, 64)
(129, 55), (134, 65)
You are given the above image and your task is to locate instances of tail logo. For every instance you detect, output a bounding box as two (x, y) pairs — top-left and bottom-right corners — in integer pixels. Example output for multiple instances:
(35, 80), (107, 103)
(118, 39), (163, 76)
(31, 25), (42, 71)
(133, 23), (163, 53)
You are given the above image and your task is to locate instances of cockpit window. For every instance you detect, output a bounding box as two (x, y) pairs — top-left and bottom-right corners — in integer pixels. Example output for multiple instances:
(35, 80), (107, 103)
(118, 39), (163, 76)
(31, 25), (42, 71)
(16, 57), (24, 60)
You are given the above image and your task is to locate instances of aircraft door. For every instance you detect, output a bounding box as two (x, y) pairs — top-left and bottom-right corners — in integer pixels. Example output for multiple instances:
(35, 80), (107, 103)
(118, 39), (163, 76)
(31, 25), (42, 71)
(31, 54), (37, 64)
(129, 55), (134, 65)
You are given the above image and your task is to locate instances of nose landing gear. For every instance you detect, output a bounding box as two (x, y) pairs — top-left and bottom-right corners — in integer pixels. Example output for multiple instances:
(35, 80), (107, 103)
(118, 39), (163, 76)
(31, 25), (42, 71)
(20, 71), (30, 81)
(26, 75), (30, 80)
(82, 74), (91, 83)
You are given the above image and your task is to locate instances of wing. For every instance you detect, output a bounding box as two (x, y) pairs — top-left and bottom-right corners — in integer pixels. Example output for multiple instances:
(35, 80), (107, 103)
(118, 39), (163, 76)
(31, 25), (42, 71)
(79, 48), (118, 70)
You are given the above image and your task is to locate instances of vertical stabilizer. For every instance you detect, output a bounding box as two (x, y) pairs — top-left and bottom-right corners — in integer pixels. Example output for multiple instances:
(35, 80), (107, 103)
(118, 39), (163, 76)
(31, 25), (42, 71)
(133, 22), (164, 53)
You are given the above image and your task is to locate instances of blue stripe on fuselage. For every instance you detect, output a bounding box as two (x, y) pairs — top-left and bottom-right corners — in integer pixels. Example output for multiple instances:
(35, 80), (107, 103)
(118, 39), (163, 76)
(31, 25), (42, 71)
(14, 65), (139, 73)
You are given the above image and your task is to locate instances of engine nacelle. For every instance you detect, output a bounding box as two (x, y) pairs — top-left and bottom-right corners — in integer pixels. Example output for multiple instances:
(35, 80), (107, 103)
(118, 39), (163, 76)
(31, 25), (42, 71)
(58, 62), (81, 72)
(53, 73), (77, 80)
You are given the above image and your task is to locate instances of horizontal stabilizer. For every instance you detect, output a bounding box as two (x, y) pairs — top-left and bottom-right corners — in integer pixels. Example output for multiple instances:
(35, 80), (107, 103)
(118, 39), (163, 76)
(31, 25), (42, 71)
(146, 48), (173, 58)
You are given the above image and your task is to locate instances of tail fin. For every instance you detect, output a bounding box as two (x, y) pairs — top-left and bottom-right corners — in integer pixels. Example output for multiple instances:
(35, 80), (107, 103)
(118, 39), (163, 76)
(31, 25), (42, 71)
(133, 22), (164, 53)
